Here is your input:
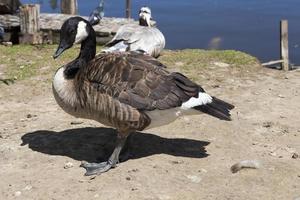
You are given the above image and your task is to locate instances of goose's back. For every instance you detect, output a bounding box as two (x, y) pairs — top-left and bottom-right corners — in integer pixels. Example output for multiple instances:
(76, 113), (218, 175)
(107, 24), (165, 57)
(73, 52), (200, 131)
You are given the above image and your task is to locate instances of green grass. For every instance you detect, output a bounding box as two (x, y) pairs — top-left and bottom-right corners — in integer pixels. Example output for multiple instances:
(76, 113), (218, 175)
(159, 49), (258, 68)
(0, 45), (259, 83)
(0, 44), (104, 81)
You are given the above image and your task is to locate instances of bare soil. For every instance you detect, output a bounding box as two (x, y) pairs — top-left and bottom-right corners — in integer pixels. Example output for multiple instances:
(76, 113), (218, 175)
(0, 50), (300, 200)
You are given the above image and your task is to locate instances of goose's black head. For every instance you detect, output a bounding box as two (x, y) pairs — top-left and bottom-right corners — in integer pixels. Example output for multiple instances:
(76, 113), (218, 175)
(53, 17), (92, 59)
(139, 6), (152, 27)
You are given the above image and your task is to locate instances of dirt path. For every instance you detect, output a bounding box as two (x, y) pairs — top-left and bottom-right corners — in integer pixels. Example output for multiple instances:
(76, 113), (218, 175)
(0, 62), (299, 199)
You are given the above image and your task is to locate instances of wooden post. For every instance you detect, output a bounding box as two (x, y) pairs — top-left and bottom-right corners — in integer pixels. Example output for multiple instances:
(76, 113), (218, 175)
(280, 20), (289, 71)
(19, 4), (42, 44)
(126, 0), (131, 19)
(61, 0), (77, 15)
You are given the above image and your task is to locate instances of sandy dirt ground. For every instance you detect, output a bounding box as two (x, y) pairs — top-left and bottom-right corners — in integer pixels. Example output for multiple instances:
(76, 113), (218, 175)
(0, 58), (300, 200)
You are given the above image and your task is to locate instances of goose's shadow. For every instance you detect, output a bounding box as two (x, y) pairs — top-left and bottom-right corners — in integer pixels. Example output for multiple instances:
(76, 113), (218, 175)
(21, 127), (210, 163)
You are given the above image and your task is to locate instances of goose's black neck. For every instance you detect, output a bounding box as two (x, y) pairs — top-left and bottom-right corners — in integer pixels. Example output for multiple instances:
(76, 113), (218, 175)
(78, 27), (96, 63)
(64, 26), (96, 79)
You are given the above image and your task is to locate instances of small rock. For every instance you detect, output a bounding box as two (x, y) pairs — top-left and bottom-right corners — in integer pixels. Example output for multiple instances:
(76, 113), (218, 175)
(212, 84), (220, 88)
(126, 177), (131, 181)
(170, 160), (184, 164)
(23, 185), (32, 191)
(19, 65), (25, 69)
(14, 191), (22, 197)
(214, 62), (230, 67)
(278, 94), (285, 98)
(128, 169), (139, 173)
(131, 188), (138, 191)
(64, 162), (74, 169)
(292, 153), (299, 159)
(269, 152), (277, 157)
(262, 121), (272, 128)
(70, 121), (83, 125)
(3, 42), (13, 46)
(94, 194), (99, 198)
(198, 168), (207, 173)
(186, 175), (202, 183)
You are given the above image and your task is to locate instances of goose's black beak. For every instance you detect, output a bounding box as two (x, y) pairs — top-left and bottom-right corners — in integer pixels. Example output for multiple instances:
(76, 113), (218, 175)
(53, 44), (68, 59)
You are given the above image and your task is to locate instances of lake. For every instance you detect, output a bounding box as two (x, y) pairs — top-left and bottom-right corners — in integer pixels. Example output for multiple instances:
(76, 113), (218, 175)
(21, 0), (300, 65)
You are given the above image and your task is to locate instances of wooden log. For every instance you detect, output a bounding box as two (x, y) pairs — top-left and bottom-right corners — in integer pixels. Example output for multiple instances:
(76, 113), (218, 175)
(126, 0), (131, 19)
(261, 59), (283, 66)
(19, 4), (42, 44)
(61, 0), (78, 15)
(280, 20), (289, 71)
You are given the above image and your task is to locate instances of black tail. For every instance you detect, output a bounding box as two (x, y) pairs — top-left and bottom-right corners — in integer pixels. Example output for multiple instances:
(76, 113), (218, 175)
(194, 97), (235, 121)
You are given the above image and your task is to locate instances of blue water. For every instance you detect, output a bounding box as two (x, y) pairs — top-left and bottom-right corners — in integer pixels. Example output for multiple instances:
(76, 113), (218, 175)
(21, 0), (300, 65)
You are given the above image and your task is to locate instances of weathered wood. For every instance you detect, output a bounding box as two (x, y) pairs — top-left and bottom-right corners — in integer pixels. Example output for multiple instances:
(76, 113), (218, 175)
(126, 0), (131, 18)
(0, 0), (21, 14)
(61, 0), (77, 15)
(19, 4), (42, 44)
(262, 59), (283, 66)
(19, 4), (40, 34)
(0, 13), (138, 44)
(280, 20), (289, 71)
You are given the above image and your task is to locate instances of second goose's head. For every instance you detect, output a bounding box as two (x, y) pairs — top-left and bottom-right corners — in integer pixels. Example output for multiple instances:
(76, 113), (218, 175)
(53, 17), (94, 59)
(139, 6), (152, 27)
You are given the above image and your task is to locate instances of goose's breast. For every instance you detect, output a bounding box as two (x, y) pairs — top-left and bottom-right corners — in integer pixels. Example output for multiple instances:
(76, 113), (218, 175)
(52, 67), (81, 117)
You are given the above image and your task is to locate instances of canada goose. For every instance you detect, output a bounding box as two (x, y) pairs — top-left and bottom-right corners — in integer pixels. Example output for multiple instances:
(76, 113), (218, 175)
(53, 17), (234, 176)
(88, 0), (105, 26)
(103, 6), (165, 58)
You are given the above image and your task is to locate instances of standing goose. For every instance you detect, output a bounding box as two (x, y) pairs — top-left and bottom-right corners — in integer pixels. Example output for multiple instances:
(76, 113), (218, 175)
(53, 17), (234, 176)
(103, 6), (165, 58)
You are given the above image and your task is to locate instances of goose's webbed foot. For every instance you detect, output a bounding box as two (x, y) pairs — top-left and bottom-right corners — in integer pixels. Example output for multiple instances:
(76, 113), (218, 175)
(80, 135), (127, 176)
(80, 160), (114, 176)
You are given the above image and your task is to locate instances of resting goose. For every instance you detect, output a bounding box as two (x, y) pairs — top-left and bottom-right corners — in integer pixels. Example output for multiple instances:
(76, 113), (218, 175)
(88, 0), (105, 26)
(53, 17), (234, 176)
(103, 7), (165, 58)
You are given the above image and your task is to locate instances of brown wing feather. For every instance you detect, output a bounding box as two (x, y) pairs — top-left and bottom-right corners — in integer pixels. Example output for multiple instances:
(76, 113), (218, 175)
(82, 52), (201, 112)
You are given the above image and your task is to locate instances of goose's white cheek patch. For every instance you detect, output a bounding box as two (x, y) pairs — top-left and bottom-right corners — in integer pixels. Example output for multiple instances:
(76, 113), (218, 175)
(74, 21), (88, 44)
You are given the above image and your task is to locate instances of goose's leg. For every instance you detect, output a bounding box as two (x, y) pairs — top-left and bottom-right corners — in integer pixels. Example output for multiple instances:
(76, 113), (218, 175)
(80, 135), (127, 176)
(119, 133), (133, 162)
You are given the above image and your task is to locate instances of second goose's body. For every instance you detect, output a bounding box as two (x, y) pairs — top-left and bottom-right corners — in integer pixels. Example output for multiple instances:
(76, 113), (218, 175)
(103, 7), (165, 58)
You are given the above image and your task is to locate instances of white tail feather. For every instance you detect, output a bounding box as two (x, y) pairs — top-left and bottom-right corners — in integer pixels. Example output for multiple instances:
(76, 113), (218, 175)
(181, 92), (212, 110)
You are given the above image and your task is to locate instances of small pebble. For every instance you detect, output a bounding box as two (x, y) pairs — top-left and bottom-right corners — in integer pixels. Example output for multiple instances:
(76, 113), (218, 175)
(70, 121), (84, 125)
(186, 175), (202, 183)
(14, 191), (22, 197)
(262, 122), (272, 128)
(198, 168), (207, 173)
(171, 160), (184, 164)
(292, 153), (299, 159)
(64, 162), (74, 169)
(23, 185), (32, 191)
(126, 177), (131, 181)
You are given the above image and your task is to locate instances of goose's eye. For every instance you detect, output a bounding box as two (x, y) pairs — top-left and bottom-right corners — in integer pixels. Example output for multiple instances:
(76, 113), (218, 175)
(70, 29), (76, 34)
